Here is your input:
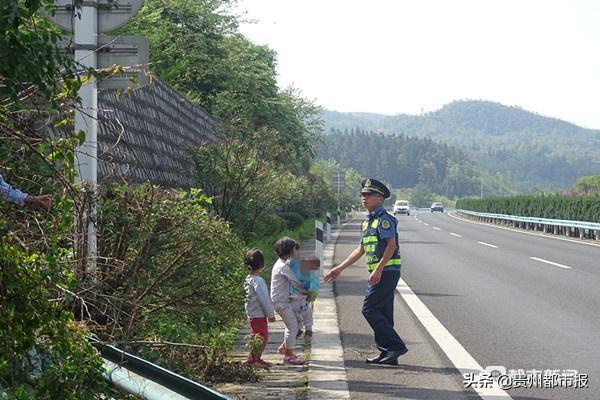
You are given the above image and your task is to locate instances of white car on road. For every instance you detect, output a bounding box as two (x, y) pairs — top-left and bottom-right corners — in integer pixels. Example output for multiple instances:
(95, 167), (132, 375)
(393, 200), (410, 216)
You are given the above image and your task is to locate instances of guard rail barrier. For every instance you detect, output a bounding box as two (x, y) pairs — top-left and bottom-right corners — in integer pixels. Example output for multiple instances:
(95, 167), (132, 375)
(456, 209), (600, 240)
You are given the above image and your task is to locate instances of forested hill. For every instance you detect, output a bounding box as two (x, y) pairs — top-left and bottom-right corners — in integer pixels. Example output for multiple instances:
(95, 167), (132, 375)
(322, 101), (600, 192)
(323, 101), (587, 136)
(317, 130), (515, 199)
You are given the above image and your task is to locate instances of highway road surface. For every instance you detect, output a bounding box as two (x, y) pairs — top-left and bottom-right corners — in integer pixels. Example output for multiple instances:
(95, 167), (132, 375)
(330, 211), (599, 400)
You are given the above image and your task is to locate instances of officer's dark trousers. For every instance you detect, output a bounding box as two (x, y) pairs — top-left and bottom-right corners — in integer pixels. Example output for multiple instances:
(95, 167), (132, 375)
(361, 268), (407, 353)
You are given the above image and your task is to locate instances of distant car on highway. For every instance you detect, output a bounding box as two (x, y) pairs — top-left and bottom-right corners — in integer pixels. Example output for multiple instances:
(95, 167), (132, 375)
(430, 202), (444, 212)
(393, 200), (410, 216)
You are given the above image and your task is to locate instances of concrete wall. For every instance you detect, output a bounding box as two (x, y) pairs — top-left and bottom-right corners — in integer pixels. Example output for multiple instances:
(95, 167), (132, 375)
(97, 78), (217, 188)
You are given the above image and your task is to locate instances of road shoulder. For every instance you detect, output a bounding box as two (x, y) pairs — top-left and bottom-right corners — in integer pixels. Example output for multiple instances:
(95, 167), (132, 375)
(332, 218), (480, 400)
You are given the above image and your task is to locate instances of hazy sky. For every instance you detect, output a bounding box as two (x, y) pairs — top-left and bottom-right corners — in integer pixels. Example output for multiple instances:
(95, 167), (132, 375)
(235, 0), (600, 129)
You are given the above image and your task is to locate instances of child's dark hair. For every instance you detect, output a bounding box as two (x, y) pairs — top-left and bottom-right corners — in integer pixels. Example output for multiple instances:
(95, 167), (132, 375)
(274, 237), (298, 258)
(244, 248), (264, 271)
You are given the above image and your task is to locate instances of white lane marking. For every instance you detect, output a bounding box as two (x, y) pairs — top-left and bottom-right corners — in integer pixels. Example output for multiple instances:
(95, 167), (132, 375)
(450, 233), (463, 237)
(424, 223), (429, 226)
(478, 241), (499, 248)
(397, 279), (513, 399)
(530, 257), (572, 270)
(448, 212), (600, 248)
(433, 227), (441, 231)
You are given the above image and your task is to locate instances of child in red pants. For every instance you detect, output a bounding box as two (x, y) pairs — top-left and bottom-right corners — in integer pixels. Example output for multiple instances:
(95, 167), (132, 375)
(244, 249), (276, 368)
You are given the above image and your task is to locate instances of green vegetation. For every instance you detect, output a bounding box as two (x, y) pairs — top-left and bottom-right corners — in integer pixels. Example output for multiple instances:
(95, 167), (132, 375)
(118, 0), (343, 243)
(0, 0), (76, 99)
(322, 100), (600, 192)
(456, 194), (600, 223)
(0, 0), (122, 398)
(3, 0), (362, 395)
(318, 129), (515, 199)
(571, 175), (600, 195)
(93, 184), (246, 380)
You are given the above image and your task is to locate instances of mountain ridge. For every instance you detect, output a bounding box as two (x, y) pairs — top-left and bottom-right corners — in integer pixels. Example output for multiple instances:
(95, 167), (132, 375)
(324, 100), (596, 135)
(321, 100), (600, 192)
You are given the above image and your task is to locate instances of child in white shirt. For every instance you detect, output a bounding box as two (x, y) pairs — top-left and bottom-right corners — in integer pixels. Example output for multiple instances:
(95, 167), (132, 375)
(270, 237), (305, 365)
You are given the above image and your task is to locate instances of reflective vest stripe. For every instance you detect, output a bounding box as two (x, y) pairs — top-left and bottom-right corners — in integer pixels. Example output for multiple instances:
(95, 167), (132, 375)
(363, 244), (376, 252)
(362, 214), (401, 272)
(362, 236), (378, 243)
(367, 257), (401, 271)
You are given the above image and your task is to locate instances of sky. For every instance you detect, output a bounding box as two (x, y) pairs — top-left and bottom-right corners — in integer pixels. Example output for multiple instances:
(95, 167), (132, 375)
(234, 0), (600, 129)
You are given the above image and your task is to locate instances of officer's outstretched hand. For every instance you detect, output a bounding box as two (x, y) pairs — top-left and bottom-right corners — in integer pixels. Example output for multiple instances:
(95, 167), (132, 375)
(368, 268), (383, 286)
(323, 266), (342, 283)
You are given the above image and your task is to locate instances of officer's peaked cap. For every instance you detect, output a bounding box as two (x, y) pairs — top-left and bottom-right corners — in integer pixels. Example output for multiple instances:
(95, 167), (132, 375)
(360, 178), (390, 199)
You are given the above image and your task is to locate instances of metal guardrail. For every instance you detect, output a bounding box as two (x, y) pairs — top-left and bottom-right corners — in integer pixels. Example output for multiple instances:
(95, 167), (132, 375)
(91, 339), (231, 400)
(456, 209), (600, 230)
(456, 209), (600, 240)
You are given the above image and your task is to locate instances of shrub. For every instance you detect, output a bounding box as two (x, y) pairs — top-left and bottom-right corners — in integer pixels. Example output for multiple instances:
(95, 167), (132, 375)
(278, 211), (305, 230)
(456, 194), (600, 223)
(85, 183), (247, 378)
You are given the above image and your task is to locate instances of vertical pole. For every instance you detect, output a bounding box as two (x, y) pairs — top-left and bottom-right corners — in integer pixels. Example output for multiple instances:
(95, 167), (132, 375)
(74, 1), (98, 276)
(326, 212), (332, 242)
(337, 172), (341, 225)
(315, 220), (324, 268)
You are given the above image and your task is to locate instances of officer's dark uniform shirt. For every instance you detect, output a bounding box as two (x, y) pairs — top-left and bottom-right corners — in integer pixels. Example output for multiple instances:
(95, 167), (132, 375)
(360, 205), (401, 271)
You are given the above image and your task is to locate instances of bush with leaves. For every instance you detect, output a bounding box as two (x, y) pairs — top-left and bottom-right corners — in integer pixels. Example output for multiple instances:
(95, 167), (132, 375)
(86, 183), (247, 379)
(2, 209), (115, 400)
(0, 94), (119, 400)
(193, 127), (319, 240)
(0, 0), (128, 396)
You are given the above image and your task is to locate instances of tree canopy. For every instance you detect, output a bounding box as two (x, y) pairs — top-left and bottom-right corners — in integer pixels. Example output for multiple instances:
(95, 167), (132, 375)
(318, 128), (516, 199)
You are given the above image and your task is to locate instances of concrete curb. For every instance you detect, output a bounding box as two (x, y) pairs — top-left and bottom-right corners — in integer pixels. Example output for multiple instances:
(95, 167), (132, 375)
(308, 219), (353, 399)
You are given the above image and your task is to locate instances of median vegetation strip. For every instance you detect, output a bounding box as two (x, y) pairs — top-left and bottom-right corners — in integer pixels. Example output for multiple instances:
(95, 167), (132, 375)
(457, 194), (600, 223)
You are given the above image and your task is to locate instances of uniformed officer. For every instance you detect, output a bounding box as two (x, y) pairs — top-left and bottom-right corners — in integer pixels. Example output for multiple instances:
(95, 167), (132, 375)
(324, 178), (407, 365)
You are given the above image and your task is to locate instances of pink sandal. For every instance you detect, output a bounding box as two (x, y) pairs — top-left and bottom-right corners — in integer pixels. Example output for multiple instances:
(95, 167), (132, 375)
(283, 355), (305, 365)
(252, 359), (273, 368)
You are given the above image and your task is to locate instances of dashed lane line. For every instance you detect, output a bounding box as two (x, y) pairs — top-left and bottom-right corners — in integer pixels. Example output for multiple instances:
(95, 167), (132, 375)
(433, 227), (441, 231)
(450, 233), (463, 238)
(530, 257), (572, 270)
(477, 241), (499, 249)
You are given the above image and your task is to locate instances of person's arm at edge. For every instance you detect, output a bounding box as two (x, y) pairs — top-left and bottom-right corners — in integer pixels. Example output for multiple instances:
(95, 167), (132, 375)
(0, 174), (28, 206)
(24, 194), (52, 209)
(1, 175), (53, 209)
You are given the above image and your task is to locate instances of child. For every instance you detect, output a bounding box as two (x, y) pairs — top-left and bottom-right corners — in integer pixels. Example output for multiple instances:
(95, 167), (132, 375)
(270, 237), (305, 365)
(244, 248), (276, 368)
(289, 244), (319, 340)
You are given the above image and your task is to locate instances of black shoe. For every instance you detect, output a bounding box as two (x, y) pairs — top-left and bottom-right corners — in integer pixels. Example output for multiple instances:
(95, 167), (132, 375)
(377, 348), (408, 365)
(366, 352), (387, 363)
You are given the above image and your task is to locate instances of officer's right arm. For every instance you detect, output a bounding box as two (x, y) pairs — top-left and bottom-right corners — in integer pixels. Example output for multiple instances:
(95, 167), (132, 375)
(323, 244), (364, 282)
